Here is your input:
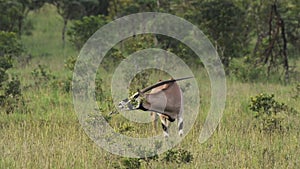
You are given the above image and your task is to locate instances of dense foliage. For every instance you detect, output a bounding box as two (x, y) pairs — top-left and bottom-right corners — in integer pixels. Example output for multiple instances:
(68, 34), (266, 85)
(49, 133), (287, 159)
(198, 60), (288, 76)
(1, 0), (296, 80)
(67, 14), (109, 50)
(249, 93), (298, 132)
(0, 31), (25, 113)
(62, 0), (300, 82)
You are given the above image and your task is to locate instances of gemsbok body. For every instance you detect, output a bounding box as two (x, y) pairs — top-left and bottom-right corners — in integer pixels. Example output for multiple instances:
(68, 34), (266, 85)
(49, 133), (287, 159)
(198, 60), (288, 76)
(118, 77), (192, 137)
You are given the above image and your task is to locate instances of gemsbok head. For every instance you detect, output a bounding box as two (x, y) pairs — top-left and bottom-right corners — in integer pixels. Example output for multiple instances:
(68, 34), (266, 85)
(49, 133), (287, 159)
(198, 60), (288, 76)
(118, 77), (193, 137)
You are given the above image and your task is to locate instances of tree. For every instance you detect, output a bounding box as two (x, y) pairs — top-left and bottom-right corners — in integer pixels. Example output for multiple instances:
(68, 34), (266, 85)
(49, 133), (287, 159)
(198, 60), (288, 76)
(108, 0), (169, 18)
(50, 0), (105, 47)
(284, 0), (300, 56)
(246, 0), (298, 83)
(0, 0), (23, 34)
(0, 0), (47, 35)
(50, 0), (86, 47)
(82, 0), (109, 16)
(185, 0), (248, 69)
(67, 14), (109, 50)
(67, 0), (300, 83)
(16, 0), (47, 35)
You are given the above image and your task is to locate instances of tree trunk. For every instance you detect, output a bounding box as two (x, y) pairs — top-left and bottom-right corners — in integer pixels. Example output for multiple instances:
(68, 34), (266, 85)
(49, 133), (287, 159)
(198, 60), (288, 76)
(18, 16), (23, 36)
(62, 18), (68, 48)
(258, 2), (289, 83)
(278, 12), (289, 84)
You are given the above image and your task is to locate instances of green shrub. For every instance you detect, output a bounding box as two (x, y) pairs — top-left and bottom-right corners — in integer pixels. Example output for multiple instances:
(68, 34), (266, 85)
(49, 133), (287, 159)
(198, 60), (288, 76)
(0, 31), (26, 114)
(249, 93), (298, 132)
(64, 56), (77, 71)
(229, 57), (265, 82)
(0, 31), (23, 57)
(0, 56), (12, 85)
(0, 77), (27, 114)
(119, 158), (141, 169)
(31, 64), (56, 87)
(162, 148), (193, 164)
(67, 15), (110, 50)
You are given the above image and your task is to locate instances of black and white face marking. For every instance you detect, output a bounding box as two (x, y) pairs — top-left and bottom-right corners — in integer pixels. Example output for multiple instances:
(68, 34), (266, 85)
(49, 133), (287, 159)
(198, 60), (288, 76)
(118, 98), (137, 110)
(118, 98), (130, 110)
(118, 91), (142, 111)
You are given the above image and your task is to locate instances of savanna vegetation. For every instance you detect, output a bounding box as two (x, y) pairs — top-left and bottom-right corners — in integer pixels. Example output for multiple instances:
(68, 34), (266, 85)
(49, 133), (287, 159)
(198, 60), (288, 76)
(0, 0), (299, 168)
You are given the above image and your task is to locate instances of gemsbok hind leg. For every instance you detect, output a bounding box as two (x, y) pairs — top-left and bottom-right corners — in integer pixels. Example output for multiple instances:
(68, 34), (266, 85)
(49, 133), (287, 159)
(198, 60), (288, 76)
(177, 114), (183, 136)
(178, 91), (184, 137)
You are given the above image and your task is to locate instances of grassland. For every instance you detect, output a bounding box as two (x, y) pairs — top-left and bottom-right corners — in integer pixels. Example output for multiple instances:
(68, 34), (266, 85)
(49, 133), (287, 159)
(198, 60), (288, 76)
(1, 4), (300, 169)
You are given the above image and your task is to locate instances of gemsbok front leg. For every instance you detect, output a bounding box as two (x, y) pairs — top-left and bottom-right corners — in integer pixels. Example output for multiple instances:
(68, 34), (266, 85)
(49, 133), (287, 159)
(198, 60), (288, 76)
(151, 112), (158, 133)
(159, 114), (170, 138)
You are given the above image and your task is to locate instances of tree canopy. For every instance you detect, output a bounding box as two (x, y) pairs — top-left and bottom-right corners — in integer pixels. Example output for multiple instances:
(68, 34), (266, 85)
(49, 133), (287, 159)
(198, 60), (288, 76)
(1, 0), (299, 83)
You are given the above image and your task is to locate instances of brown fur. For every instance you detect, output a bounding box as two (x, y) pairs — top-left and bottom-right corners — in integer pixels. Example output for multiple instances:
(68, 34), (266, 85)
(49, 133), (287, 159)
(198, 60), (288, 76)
(146, 79), (182, 134)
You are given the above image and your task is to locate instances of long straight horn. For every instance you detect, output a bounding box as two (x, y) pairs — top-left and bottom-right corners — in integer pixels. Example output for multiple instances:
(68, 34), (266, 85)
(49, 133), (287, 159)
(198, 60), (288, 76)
(140, 76), (194, 93)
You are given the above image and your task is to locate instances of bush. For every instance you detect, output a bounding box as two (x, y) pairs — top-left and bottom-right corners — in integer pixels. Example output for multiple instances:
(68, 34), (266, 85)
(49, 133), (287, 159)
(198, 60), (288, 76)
(229, 57), (265, 82)
(0, 56), (12, 85)
(0, 31), (26, 114)
(67, 15), (110, 50)
(162, 148), (193, 164)
(64, 56), (105, 97)
(0, 57), (26, 114)
(30, 64), (75, 94)
(31, 64), (56, 88)
(249, 93), (298, 132)
(0, 31), (23, 57)
(64, 56), (77, 72)
(120, 158), (141, 169)
(112, 148), (192, 168)
(0, 77), (27, 114)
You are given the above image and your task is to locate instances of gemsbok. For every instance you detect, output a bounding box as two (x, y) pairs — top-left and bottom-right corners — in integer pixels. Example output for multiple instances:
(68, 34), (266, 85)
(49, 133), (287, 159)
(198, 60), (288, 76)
(118, 77), (193, 137)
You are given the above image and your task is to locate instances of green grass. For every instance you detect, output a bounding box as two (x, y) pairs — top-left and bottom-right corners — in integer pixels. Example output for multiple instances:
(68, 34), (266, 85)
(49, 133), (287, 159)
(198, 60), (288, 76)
(1, 4), (300, 169)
